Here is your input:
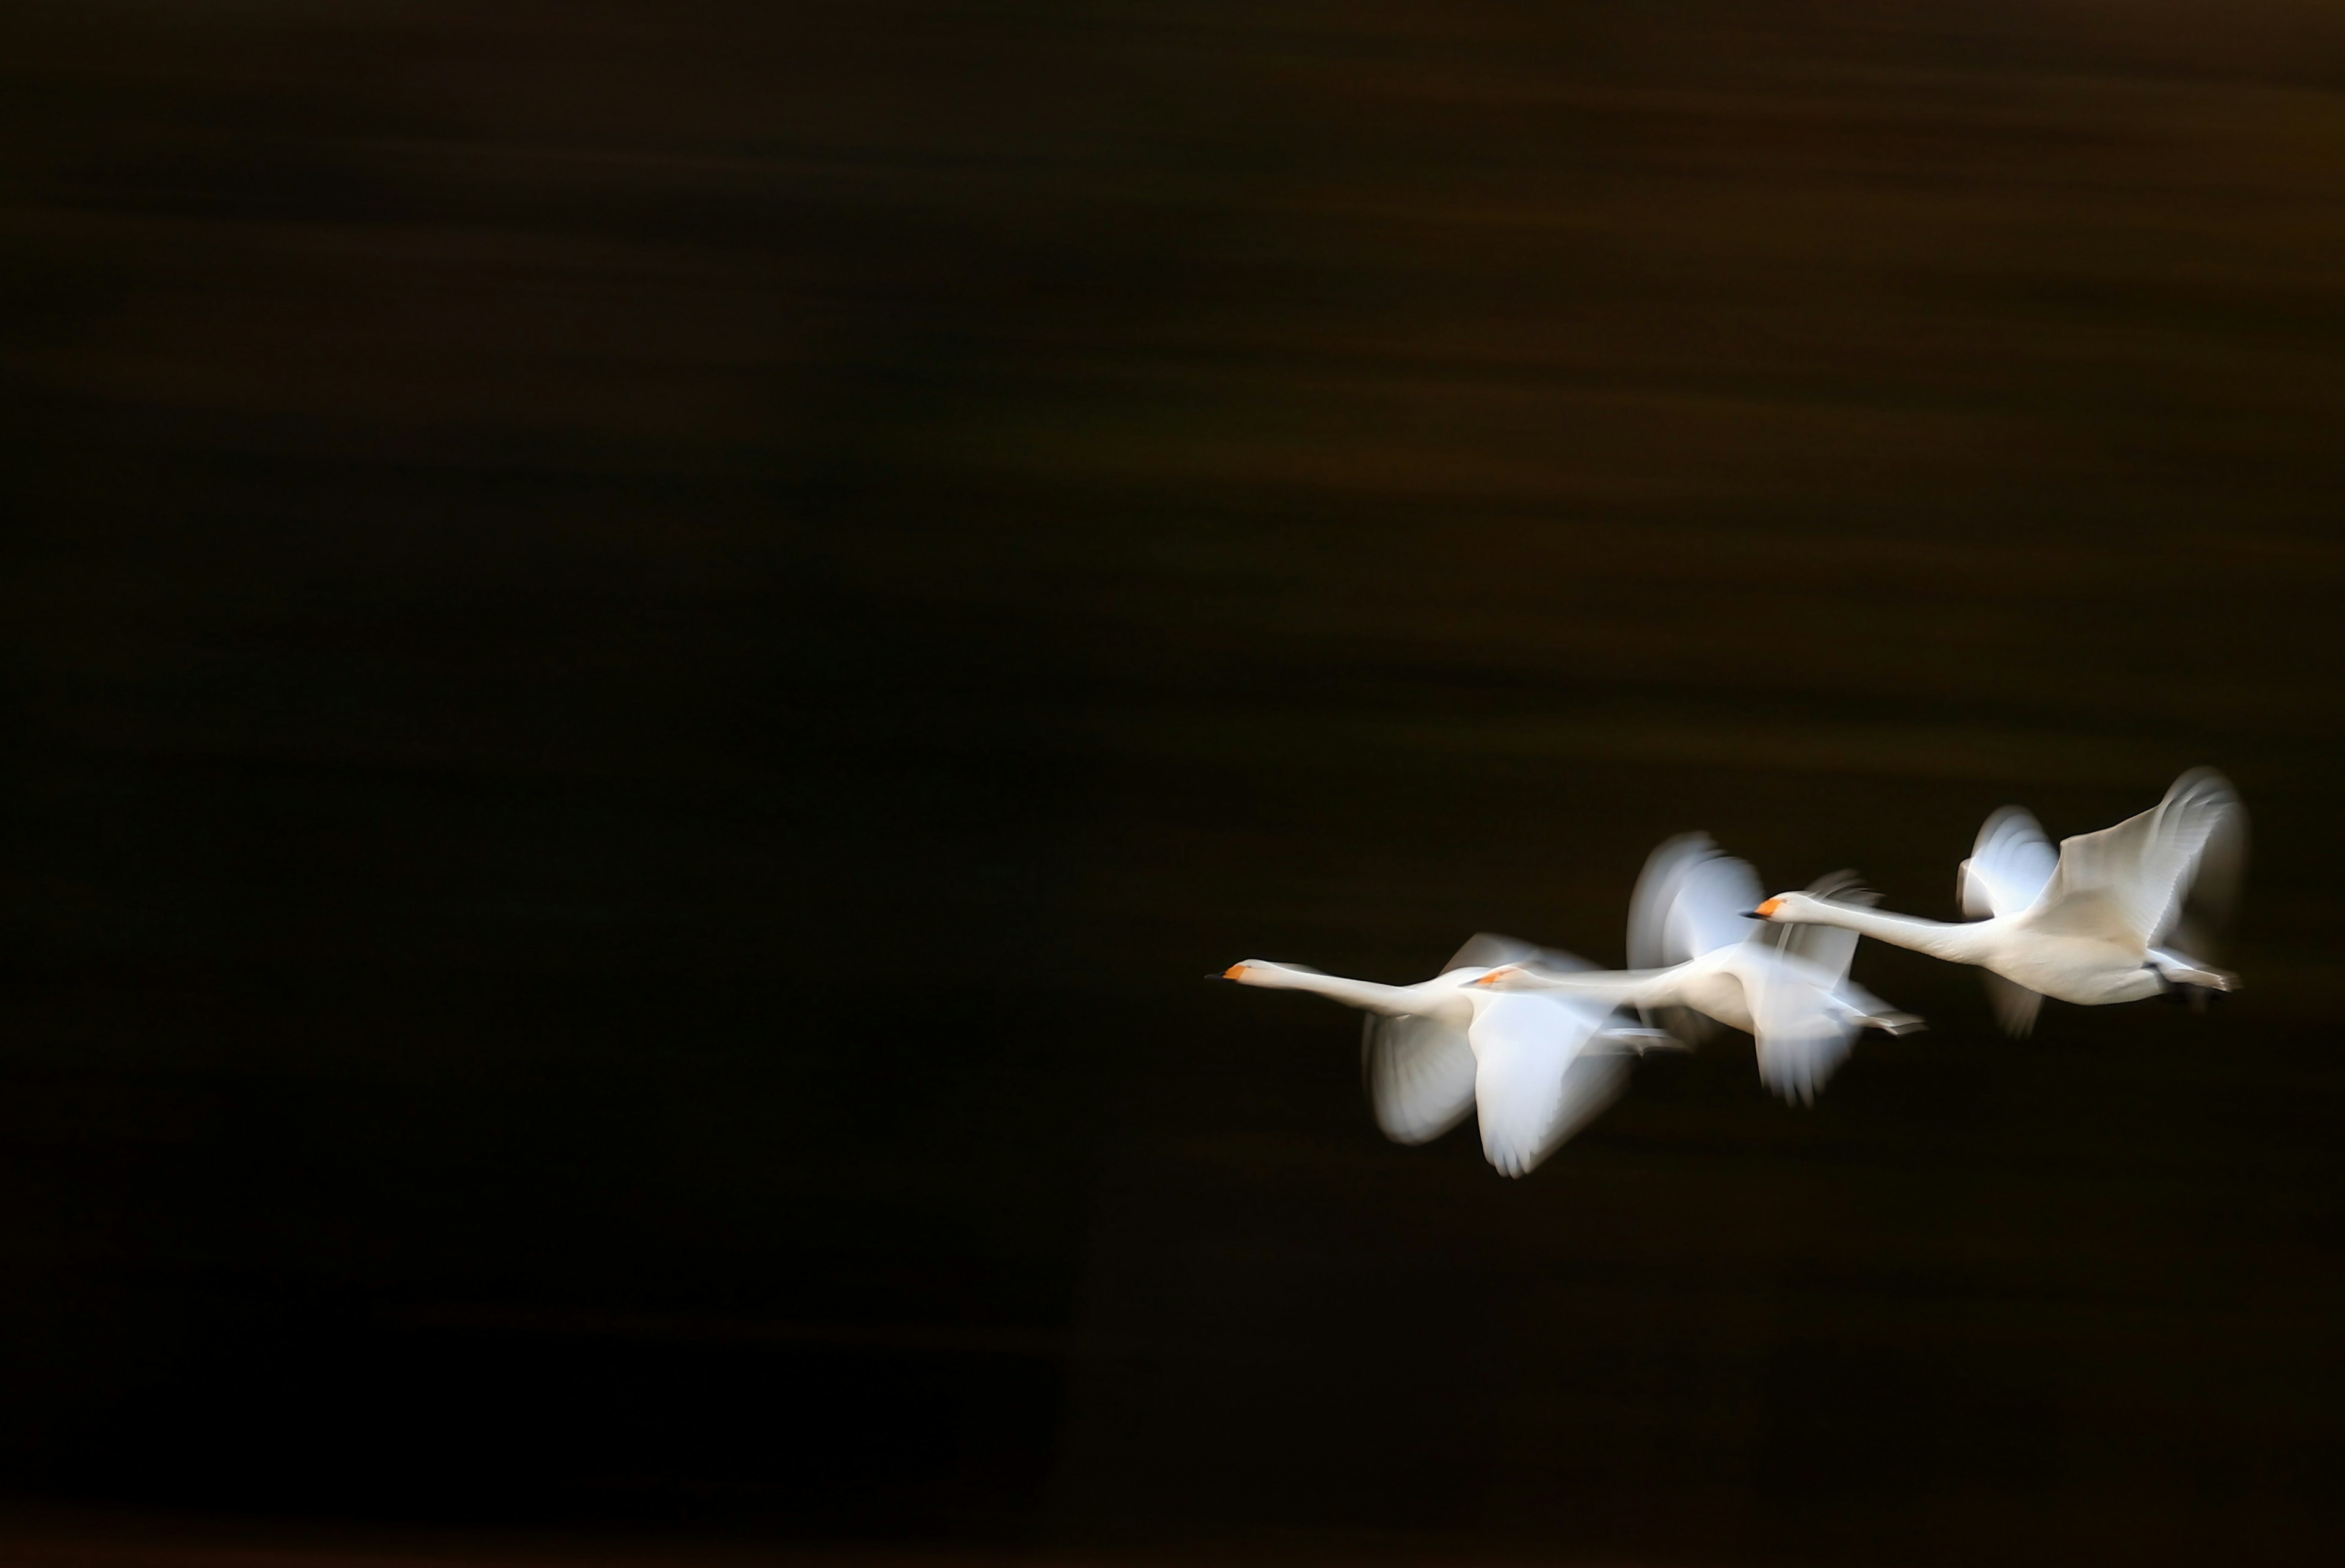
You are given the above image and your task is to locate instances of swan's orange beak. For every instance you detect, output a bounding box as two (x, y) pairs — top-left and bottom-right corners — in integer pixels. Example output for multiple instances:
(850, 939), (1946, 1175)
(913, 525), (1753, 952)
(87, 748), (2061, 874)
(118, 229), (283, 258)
(1475, 967), (1515, 986)
(1223, 963), (1251, 979)
(1754, 896), (1784, 918)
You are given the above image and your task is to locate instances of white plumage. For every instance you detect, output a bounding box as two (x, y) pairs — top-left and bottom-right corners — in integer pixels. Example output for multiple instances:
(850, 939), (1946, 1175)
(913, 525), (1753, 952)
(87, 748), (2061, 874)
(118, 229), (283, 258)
(1224, 932), (1670, 1177)
(1757, 769), (2246, 1033)
(1481, 835), (1919, 1106)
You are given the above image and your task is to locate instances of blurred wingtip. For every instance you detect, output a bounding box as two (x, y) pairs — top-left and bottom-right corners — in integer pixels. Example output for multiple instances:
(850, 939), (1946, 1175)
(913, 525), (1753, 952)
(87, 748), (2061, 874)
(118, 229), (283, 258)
(1804, 868), (1880, 906)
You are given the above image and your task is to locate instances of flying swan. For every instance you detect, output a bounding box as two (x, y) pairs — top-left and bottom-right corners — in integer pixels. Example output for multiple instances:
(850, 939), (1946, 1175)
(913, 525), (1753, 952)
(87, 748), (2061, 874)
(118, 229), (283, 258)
(1475, 835), (1922, 1105)
(1750, 768), (2245, 1036)
(1220, 934), (1674, 1177)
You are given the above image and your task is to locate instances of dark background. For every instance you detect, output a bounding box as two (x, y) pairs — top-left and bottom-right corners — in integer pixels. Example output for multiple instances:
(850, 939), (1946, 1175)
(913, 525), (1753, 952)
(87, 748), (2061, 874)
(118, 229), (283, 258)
(4, 2), (2344, 1564)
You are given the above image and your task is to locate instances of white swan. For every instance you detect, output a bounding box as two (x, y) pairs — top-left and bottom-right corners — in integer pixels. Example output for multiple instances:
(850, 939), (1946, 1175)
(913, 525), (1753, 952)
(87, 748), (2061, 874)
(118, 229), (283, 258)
(1751, 768), (2245, 1035)
(1220, 933), (1674, 1177)
(1475, 835), (1922, 1105)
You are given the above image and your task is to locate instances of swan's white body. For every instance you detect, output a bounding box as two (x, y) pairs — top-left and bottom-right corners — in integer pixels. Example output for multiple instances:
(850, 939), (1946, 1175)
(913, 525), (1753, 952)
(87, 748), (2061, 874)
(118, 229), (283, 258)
(1754, 769), (2245, 1036)
(1223, 933), (1671, 1177)
(1481, 836), (1921, 1105)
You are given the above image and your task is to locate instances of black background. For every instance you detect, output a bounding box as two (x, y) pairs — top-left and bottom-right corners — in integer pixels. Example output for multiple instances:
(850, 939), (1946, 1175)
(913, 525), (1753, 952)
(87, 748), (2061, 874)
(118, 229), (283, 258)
(4, 3), (2344, 1564)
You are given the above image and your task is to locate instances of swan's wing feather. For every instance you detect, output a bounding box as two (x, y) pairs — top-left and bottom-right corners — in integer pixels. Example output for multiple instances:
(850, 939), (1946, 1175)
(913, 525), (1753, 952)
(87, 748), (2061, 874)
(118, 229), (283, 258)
(1468, 993), (1627, 1177)
(1360, 1012), (1477, 1145)
(2139, 769), (2244, 943)
(1627, 835), (1706, 969)
(1959, 806), (2059, 919)
(2038, 770), (2239, 945)
(1753, 1020), (1859, 1106)
(1628, 834), (1762, 968)
(1445, 932), (1542, 972)
(1750, 975), (1860, 1105)
(1980, 971), (2043, 1037)
(1675, 852), (1765, 957)
(1780, 870), (1877, 981)
(1627, 835), (1756, 1044)
(1447, 932), (1596, 977)
(2169, 774), (2248, 963)
(1552, 1052), (1631, 1146)
(2035, 800), (2169, 940)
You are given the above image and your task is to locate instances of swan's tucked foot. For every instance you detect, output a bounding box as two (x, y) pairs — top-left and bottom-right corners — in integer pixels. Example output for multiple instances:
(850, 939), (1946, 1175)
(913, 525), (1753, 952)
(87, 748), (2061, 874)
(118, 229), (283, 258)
(2146, 947), (2237, 1012)
(2156, 982), (2231, 1012)
(1865, 1012), (1926, 1037)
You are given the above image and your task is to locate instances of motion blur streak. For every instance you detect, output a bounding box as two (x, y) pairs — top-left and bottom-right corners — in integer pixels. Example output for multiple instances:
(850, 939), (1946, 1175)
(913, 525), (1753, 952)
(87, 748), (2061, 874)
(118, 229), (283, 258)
(4, 2), (2345, 1567)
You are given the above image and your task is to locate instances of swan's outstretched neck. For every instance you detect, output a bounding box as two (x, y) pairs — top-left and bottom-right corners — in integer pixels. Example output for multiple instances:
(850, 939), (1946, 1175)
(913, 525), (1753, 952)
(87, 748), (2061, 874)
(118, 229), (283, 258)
(1224, 962), (1418, 1014)
(1781, 901), (1991, 964)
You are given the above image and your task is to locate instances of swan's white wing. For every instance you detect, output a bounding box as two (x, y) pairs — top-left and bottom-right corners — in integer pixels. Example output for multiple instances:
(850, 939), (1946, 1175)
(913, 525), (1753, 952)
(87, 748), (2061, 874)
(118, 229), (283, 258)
(1956, 806), (2054, 1034)
(1446, 933), (1596, 984)
(1550, 1053), (1631, 1147)
(1360, 1012), (1477, 1145)
(1629, 834), (1763, 966)
(1445, 932), (1554, 972)
(1744, 960), (1866, 1106)
(1959, 806), (2058, 918)
(1753, 1018), (1858, 1106)
(1778, 870), (1877, 983)
(1627, 835), (1759, 1045)
(2037, 770), (2240, 946)
(1467, 992), (1626, 1177)
(1750, 979), (1860, 1106)
(2169, 775), (2248, 964)
(2140, 769), (2244, 945)
(1627, 835), (1706, 969)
